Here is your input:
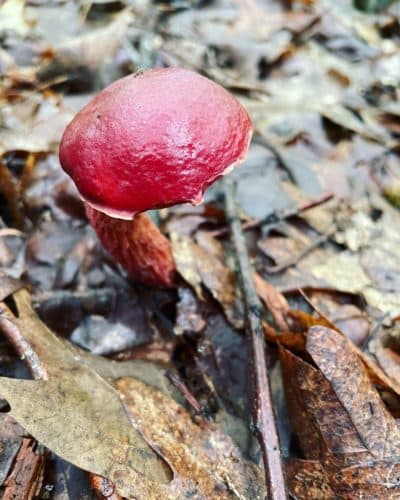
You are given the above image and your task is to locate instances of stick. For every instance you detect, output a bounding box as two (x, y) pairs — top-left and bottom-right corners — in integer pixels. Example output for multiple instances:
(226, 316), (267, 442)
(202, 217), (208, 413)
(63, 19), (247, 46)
(223, 178), (287, 500)
(263, 230), (334, 274)
(166, 371), (202, 413)
(212, 191), (333, 238)
(0, 306), (47, 380)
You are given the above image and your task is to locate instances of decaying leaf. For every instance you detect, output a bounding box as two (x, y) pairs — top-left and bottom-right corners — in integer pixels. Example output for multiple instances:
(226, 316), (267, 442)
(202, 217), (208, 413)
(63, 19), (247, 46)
(171, 232), (243, 329)
(253, 272), (291, 331)
(0, 283), (265, 498)
(0, 288), (172, 498)
(282, 326), (400, 498)
(116, 377), (265, 499)
(286, 459), (334, 499)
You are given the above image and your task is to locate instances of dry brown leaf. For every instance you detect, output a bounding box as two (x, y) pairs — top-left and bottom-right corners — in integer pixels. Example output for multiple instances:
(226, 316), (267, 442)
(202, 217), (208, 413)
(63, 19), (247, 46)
(288, 308), (338, 332)
(171, 232), (243, 329)
(287, 457), (400, 499)
(282, 326), (400, 498)
(285, 459), (334, 499)
(253, 271), (291, 331)
(0, 288), (172, 498)
(263, 324), (306, 352)
(307, 326), (400, 462)
(116, 377), (265, 499)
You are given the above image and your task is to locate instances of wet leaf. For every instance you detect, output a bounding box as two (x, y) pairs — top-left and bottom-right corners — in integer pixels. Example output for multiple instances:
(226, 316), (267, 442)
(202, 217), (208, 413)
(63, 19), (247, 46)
(0, 288), (172, 498)
(171, 232), (243, 329)
(253, 271), (291, 331)
(116, 376), (265, 499)
(282, 326), (400, 497)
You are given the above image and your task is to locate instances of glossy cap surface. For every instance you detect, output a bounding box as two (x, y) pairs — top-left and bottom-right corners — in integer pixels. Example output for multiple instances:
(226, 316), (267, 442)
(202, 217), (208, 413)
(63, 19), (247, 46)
(59, 67), (252, 219)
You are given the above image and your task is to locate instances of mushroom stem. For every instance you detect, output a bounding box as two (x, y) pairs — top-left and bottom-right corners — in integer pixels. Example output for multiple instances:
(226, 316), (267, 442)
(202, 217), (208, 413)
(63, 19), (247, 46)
(85, 204), (176, 287)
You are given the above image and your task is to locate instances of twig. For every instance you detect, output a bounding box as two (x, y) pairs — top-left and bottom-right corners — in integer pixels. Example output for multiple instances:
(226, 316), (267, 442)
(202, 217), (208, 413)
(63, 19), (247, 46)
(212, 191), (334, 238)
(360, 312), (390, 351)
(166, 371), (202, 413)
(264, 229), (334, 274)
(223, 178), (287, 500)
(0, 305), (47, 380)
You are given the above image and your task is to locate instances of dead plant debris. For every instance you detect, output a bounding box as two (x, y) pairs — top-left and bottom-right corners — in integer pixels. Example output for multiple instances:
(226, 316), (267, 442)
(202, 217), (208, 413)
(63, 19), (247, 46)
(0, 0), (399, 498)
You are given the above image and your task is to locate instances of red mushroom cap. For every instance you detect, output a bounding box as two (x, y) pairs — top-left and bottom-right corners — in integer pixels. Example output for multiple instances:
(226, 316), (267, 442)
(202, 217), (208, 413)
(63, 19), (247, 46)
(59, 68), (252, 219)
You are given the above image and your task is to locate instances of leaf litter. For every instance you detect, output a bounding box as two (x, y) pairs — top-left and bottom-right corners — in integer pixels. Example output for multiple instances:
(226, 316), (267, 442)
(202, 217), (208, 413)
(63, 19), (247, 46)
(0, 0), (400, 497)
(0, 280), (265, 498)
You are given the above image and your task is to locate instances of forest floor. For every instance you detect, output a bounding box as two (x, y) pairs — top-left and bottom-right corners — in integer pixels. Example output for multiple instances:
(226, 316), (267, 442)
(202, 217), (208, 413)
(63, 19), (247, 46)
(0, 0), (400, 498)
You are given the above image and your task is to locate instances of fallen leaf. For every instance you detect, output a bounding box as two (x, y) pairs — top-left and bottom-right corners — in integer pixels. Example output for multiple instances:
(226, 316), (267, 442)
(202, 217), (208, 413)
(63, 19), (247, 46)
(285, 459), (334, 499)
(282, 326), (400, 497)
(175, 287), (206, 335)
(0, 288), (172, 498)
(171, 232), (243, 329)
(253, 271), (291, 331)
(312, 251), (371, 293)
(38, 10), (133, 79)
(307, 326), (400, 462)
(116, 376), (265, 499)
(263, 324), (306, 352)
(0, 0), (32, 36)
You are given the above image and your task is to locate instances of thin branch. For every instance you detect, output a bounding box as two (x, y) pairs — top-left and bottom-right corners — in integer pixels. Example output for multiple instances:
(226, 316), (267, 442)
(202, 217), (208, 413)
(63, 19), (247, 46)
(166, 371), (202, 413)
(0, 306), (48, 380)
(263, 229), (334, 274)
(212, 191), (334, 238)
(223, 178), (287, 500)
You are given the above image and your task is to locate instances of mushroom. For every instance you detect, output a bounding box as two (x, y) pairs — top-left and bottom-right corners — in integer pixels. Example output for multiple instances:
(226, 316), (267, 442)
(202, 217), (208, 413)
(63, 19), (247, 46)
(59, 68), (252, 287)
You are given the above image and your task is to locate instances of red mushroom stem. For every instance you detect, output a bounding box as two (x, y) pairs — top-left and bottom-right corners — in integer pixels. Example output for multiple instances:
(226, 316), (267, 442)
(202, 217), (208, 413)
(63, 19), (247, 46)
(85, 204), (176, 287)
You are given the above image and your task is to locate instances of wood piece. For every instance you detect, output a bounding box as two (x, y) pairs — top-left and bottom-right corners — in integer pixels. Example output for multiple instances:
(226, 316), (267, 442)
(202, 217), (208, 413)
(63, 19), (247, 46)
(223, 178), (287, 499)
(3, 438), (45, 500)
